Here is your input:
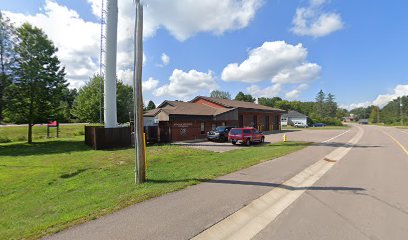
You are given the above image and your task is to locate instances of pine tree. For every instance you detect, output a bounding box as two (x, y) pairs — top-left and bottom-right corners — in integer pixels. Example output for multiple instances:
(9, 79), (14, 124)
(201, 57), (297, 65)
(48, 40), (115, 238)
(3, 23), (67, 143)
(146, 100), (156, 110)
(325, 93), (337, 118)
(314, 90), (326, 117)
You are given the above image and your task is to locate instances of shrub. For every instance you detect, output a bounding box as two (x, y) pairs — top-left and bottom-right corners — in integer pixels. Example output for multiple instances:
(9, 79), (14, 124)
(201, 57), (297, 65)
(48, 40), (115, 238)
(0, 136), (11, 143)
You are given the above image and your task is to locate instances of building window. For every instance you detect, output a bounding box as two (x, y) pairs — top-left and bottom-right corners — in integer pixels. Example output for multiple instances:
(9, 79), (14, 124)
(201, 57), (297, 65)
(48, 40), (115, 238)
(201, 122), (205, 134)
(212, 123), (216, 130)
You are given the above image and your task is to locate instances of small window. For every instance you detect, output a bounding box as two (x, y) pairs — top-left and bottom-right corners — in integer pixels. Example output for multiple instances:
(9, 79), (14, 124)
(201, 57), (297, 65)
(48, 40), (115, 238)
(212, 123), (216, 130)
(200, 122), (205, 134)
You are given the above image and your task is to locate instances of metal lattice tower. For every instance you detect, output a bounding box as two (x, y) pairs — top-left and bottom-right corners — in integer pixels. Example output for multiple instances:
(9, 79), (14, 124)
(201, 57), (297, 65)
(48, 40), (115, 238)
(99, 0), (106, 124)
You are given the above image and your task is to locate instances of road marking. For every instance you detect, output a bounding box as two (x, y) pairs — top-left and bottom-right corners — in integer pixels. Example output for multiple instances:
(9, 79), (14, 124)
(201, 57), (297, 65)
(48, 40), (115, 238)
(382, 130), (408, 156)
(322, 129), (352, 143)
(192, 126), (364, 240)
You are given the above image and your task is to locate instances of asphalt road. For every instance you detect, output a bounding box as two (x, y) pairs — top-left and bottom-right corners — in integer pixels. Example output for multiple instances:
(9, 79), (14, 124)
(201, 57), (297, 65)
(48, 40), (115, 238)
(45, 125), (408, 240)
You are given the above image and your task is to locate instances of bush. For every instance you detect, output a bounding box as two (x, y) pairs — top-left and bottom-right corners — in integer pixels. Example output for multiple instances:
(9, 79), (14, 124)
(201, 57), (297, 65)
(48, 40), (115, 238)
(0, 136), (11, 143)
(17, 136), (27, 142)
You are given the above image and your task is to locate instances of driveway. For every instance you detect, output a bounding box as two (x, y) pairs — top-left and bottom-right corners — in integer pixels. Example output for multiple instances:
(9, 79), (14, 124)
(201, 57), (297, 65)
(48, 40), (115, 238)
(172, 128), (350, 153)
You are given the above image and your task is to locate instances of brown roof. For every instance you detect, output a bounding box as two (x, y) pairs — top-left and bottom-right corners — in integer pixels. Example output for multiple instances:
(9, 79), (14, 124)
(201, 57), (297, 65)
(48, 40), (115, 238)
(164, 101), (232, 116)
(191, 96), (285, 112)
(144, 108), (162, 117)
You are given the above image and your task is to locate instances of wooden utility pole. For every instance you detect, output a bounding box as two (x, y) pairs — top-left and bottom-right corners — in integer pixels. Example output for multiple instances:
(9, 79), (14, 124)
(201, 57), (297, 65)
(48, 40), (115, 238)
(133, 0), (146, 184)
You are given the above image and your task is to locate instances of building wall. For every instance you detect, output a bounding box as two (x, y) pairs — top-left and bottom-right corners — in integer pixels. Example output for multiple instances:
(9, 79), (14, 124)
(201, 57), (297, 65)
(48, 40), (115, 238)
(238, 111), (282, 131)
(169, 120), (238, 142)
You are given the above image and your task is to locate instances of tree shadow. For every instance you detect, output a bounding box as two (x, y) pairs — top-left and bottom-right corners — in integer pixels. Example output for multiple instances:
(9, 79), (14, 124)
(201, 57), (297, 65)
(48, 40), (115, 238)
(147, 178), (366, 192)
(60, 168), (90, 179)
(0, 140), (125, 157)
(312, 142), (383, 148)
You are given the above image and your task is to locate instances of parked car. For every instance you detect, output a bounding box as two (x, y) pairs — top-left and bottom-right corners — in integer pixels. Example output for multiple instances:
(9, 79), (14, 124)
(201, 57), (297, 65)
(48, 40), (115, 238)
(311, 123), (326, 127)
(294, 122), (308, 128)
(207, 126), (234, 141)
(228, 127), (265, 146)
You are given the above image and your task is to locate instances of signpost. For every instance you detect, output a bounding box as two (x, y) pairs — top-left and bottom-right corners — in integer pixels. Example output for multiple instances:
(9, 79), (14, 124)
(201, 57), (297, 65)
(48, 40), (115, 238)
(133, 0), (146, 184)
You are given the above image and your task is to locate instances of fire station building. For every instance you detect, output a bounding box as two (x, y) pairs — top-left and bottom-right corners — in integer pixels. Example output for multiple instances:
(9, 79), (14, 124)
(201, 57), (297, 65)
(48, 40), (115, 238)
(144, 96), (285, 142)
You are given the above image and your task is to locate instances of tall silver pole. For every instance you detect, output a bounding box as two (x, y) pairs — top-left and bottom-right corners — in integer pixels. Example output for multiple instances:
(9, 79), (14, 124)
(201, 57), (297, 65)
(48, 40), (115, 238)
(104, 0), (118, 128)
(133, 0), (146, 184)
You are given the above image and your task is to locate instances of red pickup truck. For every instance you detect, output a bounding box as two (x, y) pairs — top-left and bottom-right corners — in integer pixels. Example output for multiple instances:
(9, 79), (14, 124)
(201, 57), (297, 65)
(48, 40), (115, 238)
(228, 127), (265, 146)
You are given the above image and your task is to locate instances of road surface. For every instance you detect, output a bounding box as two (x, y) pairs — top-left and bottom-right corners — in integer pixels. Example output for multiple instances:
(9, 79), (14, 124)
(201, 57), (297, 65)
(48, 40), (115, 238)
(46, 124), (408, 240)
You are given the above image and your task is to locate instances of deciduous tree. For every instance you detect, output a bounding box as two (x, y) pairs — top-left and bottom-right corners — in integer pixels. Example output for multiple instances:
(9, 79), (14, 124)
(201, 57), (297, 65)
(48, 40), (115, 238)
(3, 23), (66, 143)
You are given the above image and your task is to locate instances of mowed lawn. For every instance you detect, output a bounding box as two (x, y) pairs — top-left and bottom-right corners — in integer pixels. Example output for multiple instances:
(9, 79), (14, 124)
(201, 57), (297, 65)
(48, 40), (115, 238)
(0, 125), (309, 240)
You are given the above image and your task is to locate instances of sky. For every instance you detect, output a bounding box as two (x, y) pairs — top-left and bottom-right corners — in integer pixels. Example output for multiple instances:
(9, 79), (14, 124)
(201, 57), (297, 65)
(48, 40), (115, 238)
(1, 0), (408, 109)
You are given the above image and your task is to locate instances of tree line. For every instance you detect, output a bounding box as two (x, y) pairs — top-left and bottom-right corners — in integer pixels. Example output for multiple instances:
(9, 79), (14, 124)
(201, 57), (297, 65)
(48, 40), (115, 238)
(350, 96), (408, 125)
(210, 89), (345, 126)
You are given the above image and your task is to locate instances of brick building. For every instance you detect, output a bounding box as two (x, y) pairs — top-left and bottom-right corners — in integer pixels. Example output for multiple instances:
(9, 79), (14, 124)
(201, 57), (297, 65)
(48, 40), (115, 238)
(144, 96), (285, 142)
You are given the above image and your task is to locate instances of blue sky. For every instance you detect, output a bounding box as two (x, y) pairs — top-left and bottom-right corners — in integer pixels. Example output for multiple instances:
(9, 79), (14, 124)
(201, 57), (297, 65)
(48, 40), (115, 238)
(1, 0), (408, 109)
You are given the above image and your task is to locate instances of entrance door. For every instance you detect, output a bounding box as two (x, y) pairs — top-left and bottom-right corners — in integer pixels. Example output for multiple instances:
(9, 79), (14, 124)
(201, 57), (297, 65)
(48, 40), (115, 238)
(159, 122), (171, 142)
(274, 115), (280, 131)
(239, 115), (244, 127)
(264, 116), (270, 131)
(253, 115), (257, 128)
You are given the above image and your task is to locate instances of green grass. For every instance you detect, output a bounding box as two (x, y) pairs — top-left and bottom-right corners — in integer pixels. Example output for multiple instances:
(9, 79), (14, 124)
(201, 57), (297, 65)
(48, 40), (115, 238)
(0, 136), (309, 240)
(0, 125), (85, 142)
(282, 125), (349, 130)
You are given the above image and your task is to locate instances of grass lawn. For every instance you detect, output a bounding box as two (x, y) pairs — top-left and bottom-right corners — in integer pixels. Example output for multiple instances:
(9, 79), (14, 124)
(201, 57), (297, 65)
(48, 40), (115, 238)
(282, 125), (350, 131)
(0, 124), (85, 143)
(0, 134), (309, 240)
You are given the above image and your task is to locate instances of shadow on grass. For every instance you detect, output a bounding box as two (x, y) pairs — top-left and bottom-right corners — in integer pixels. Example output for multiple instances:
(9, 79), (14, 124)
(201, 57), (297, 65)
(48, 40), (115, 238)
(0, 140), (94, 157)
(147, 178), (365, 192)
(60, 168), (90, 179)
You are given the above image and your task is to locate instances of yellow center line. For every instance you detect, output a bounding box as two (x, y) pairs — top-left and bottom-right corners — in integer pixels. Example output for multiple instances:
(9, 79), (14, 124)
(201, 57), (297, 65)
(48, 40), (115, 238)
(381, 130), (408, 156)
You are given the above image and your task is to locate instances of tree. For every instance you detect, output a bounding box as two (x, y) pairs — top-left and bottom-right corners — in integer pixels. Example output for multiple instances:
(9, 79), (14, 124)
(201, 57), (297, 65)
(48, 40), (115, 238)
(146, 100), (156, 111)
(325, 93), (337, 118)
(71, 75), (102, 123)
(234, 91), (255, 102)
(2, 23), (67, 143)
(116, 82), (133, 123)
(72, 74), (134, 124)
(0, 11), (16, 121)
(369, 106), (380, 124)
(210, 90), (231, 99)
(258, 97), (282, 107)
(314, 90), (326, 117)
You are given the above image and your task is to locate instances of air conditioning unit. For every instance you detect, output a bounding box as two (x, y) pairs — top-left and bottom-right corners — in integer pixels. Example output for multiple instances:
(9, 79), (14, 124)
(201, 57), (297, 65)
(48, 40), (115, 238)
(154, 119), (159, 124)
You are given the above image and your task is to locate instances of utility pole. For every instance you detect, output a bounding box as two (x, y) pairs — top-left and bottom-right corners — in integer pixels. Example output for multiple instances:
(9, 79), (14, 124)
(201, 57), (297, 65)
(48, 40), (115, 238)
(400, 97), (404, 126)
(133, 0), (146, 184)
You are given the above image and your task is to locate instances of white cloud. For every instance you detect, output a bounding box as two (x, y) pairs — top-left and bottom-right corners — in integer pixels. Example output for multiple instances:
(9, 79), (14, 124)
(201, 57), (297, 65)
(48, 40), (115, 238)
(161, 53), (170, 66)
(247, 84), (282, 98)
(6, 0), (261, 89)
(272, 63), (321, 84)
(143, 77), (159, 92)
(291, 0), (344, 37)
(87, 0), (263, 41)
(285, 84), (309, 99)
(5, 0), (100, 88)
(341, 84), (408, 110)
(154, 69), (217, 99)
(221, 41), (320, 84)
